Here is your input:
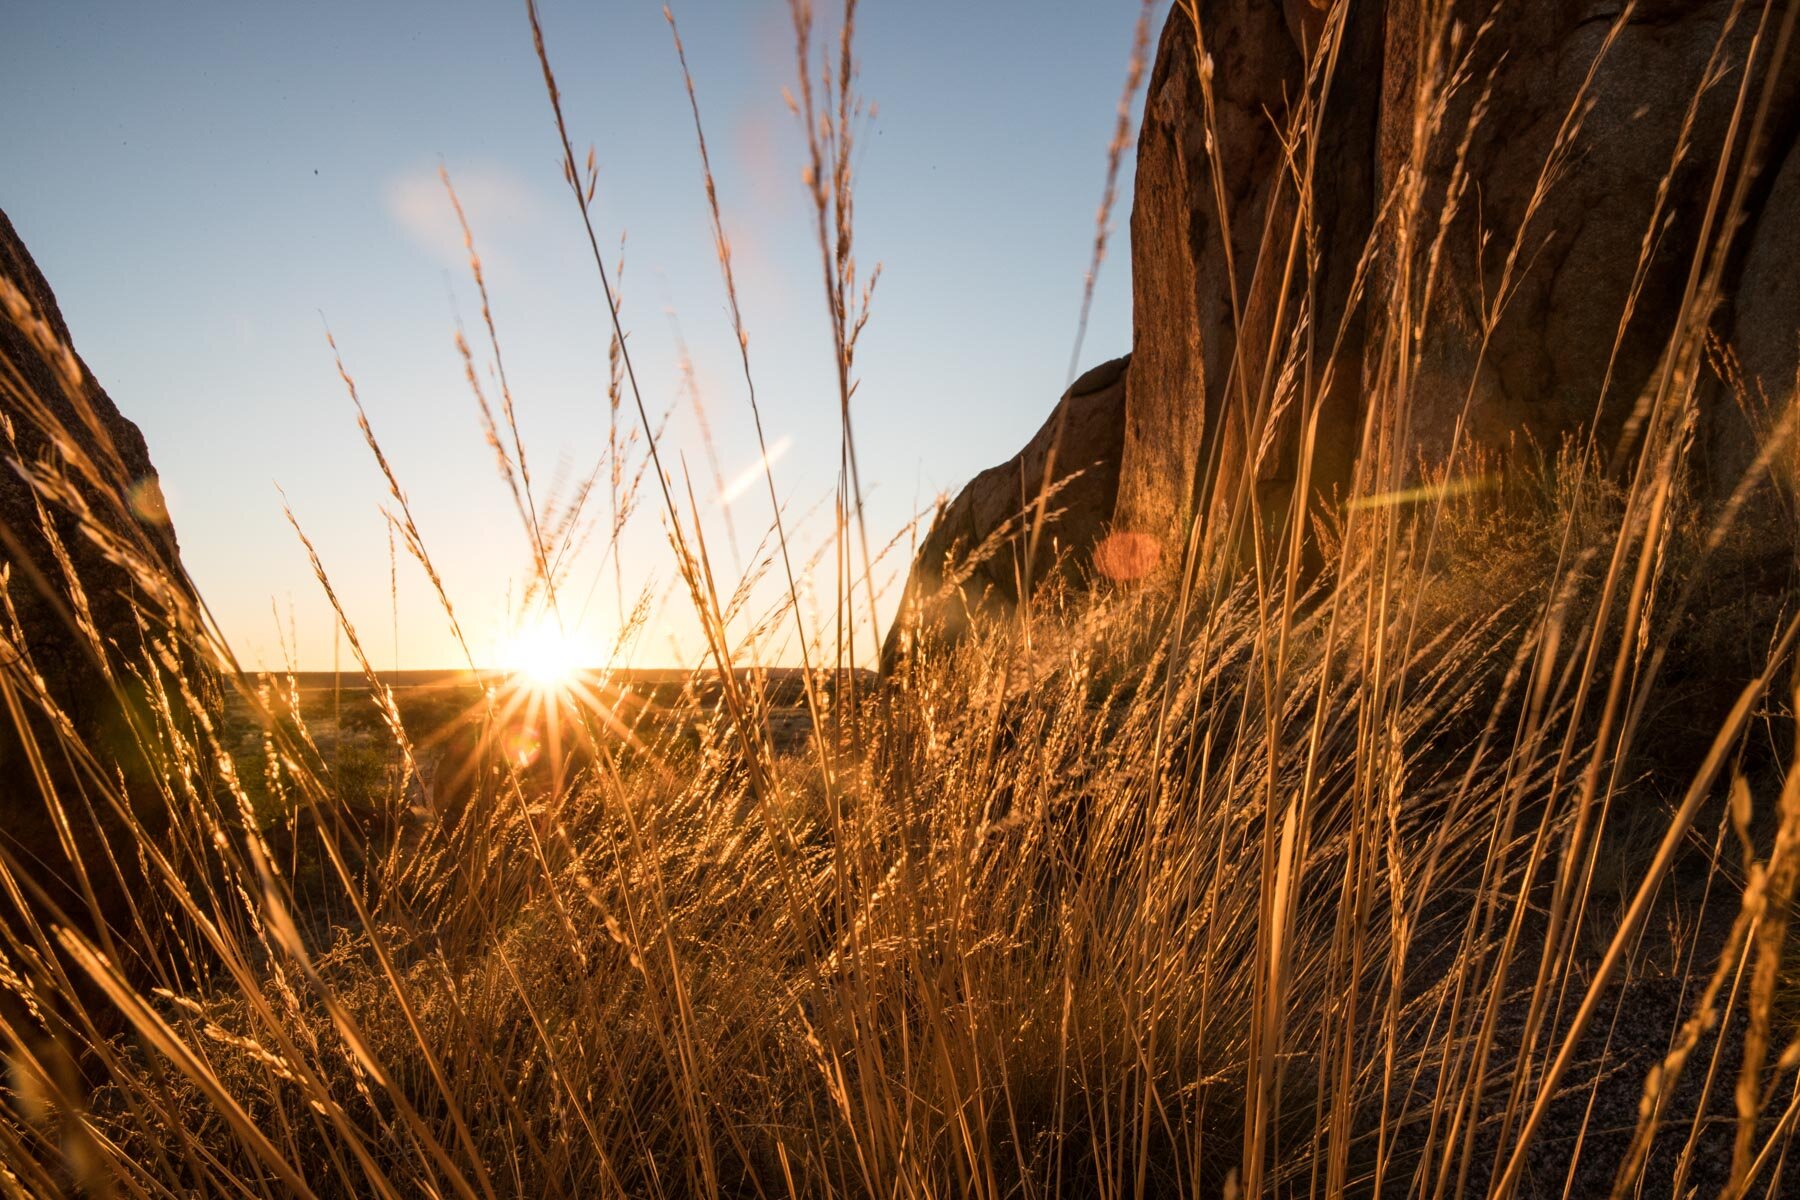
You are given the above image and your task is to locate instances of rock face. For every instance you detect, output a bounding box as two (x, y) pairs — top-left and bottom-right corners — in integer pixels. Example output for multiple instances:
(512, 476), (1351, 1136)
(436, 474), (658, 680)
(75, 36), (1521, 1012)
(1115, 0), (1380, 554)
(882, 356), (1129, 669)
(1723, 121), (1800, 487)
(887, 0), (1800, 660)
(1384, 0), (1796, 463)
(1119, 0), (1799, 550)
(0, 208), (201, 939)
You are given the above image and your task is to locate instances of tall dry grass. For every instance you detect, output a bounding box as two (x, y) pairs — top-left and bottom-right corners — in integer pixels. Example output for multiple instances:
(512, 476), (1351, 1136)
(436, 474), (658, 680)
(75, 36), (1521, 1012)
(0, 1), (1798, 1197)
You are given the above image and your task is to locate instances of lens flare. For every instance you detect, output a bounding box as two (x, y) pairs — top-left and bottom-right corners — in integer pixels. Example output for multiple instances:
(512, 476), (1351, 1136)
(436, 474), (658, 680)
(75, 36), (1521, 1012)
(502, 724), (542, 768)
(1093, 530), (1161, 581)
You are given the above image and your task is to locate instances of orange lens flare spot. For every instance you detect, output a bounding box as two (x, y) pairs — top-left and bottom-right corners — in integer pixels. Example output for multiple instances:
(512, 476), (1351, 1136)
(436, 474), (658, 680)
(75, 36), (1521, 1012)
(1093, 531), (1160, 582)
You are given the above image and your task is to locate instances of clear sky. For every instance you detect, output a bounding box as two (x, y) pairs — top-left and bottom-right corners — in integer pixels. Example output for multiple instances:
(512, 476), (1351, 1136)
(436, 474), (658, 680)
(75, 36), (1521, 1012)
(2, 1), (1149, 671)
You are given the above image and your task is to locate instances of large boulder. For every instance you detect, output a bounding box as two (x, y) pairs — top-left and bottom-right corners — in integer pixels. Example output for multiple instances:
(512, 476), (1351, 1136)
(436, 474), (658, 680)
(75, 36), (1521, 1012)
(887, 0), (1800, 661)
(0, 208), (205, 948)
(1117, 0), (1799, 552)
(882, 356), (1129, 670)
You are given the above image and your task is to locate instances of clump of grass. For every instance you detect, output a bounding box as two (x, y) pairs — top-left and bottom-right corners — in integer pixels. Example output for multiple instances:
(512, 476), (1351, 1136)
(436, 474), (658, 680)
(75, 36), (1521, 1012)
(1, 2), (1800, 1197)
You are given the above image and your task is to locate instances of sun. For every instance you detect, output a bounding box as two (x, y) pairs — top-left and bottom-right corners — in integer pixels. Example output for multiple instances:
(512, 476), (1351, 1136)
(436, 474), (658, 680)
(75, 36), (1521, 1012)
(501, 619), (587, 693)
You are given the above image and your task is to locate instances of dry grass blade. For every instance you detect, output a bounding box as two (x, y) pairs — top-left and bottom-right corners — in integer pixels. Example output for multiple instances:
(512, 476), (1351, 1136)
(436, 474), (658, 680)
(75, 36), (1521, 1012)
(1, 3), (1798, 1197)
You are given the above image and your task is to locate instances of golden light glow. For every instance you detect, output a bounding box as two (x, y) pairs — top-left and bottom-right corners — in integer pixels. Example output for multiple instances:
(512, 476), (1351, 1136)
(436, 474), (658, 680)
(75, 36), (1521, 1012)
(501, 619), (587, 693)
(454, 615), (646, 791)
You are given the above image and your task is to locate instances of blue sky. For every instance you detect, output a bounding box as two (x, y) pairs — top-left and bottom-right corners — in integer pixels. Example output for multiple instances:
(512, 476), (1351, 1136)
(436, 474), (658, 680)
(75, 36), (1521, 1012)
(2, 1), (1150, 669)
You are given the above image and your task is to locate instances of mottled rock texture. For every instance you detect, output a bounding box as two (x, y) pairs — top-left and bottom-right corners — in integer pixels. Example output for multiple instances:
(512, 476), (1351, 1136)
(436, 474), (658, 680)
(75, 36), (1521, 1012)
(0, 207), (203, 940)
(1380, 0), (1797, 463)
(887, 1), (1800, 661)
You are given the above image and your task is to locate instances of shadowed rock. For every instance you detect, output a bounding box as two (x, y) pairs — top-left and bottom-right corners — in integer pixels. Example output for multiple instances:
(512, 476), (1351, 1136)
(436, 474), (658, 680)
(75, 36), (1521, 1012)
(882, 356), (1128, 671)
(1720, 123), (1800, 487)
(0, 207), (208, 953)
(1118, 0), (1798, 547)
(1377, 0), (1797, 464)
